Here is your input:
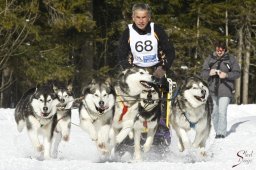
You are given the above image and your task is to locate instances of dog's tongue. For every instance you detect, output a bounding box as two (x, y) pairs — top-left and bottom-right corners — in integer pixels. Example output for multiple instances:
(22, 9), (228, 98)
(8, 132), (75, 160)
(140, 81), (152, 88)
(102, 106), (109, 111)
(195, 94), (205, 101)
(41, 112), (49, 117)
(97, 106), (109, 113)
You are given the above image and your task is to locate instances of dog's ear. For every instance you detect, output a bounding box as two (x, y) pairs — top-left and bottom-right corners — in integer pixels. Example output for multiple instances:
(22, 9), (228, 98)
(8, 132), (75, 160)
(52, 84), (59, 93)
(105, 77), (112, 87)
(67, 84), (73, 93)
(82, 86), (90, 96)
(122, 69), (129, 76)
(82, 79), (95, 95)
(32, 84), (42, 99)
(91, 79), (96, 85)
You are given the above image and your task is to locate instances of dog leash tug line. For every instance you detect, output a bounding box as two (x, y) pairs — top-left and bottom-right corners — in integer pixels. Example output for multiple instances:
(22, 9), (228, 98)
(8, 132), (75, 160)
(115, 87), (128, 123)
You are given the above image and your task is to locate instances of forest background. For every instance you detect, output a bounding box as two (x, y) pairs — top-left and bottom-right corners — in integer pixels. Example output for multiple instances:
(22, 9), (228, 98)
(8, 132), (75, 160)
(0, 0), (255, 108)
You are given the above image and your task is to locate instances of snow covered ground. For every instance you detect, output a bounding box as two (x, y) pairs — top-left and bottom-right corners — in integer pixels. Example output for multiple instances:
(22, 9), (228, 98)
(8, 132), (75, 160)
(0, 104), (255, 170)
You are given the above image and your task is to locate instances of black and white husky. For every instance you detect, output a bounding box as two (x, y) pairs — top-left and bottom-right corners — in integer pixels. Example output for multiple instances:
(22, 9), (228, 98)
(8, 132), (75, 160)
(14, 85), (59, 159)
(170, 76), (212, 154)
(110, 67), (153, 154)
(79, 78), (115, 156)
(133, 86), (161, 160)
(51, 82), (74, 158)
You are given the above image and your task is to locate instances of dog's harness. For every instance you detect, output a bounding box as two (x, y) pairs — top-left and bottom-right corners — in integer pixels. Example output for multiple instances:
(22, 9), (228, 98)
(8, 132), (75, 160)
(115, 86), (139, 123)
(135, 104), (159, 129)
(182, 112), (198, 128)
(176, 100), (199, 128)
(54, 104), (72, 133)
(82, 101), (106, 123)
(32, 109), (55, 128)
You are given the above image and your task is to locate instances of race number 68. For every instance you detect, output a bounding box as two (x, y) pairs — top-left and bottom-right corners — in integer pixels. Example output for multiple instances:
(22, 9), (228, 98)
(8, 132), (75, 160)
(135, 40), (153, 52)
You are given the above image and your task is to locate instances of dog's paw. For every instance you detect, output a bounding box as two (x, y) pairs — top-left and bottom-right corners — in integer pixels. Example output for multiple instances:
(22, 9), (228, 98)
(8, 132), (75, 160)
(134, 154), (142, 161)
(43, 154), (52, 160)
(178, 142), (184, 152)
(97, 143), (109, 155)
(90, 134), (98, 141)
(98, 142), (105, 149)
(199, 147), (207, 157)
(37, 145), (44, 152)
(92, 138), (98, 142)
(115, 135), (125, 144)
(192, 143), (199, 148)
(63, 135), (69, 141)
(52, 151), (58, 159)
(128, 131), (134, 139)
(143, 144), (151, 153)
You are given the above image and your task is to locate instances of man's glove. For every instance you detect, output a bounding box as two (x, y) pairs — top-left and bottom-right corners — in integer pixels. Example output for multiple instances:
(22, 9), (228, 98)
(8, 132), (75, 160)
(153, 66), (166, 78)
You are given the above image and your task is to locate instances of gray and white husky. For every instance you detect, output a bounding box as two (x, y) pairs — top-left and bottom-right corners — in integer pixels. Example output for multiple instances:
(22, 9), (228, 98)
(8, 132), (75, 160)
(14, 85), (59, 159)
(52, 82), (74, 158)
(170, 76), (212, 154)
(79, 78), (115, 156)
(133, 86), (161, 160)
(110, 67), (153, 153)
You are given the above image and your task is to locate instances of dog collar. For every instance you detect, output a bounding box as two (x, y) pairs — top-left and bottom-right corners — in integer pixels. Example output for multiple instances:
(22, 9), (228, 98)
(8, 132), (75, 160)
(182, 112), (198, 128)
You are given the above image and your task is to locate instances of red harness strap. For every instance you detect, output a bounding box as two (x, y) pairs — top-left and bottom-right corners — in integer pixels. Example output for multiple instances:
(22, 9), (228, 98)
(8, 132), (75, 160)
(143, 120), (148, 128)
(118, 104), (128, 122)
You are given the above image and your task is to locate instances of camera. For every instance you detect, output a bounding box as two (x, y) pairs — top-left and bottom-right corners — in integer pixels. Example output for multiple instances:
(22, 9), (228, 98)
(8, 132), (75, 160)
(215, 70), (221, 74)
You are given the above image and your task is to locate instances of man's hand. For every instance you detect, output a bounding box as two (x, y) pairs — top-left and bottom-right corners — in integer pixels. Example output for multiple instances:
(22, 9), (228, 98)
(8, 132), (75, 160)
(153, 66), (166, 78)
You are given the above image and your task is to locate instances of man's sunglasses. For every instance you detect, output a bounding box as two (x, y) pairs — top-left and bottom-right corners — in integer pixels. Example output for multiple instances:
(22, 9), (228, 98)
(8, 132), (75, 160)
(216, 47), (225, 53)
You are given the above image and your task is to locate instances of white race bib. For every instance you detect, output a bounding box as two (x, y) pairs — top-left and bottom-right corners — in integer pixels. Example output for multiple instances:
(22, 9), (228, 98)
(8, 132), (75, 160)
(129, 23), (159, 67)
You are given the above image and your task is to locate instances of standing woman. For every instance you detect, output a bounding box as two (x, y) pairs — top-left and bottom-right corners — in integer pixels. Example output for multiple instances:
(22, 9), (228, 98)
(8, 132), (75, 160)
(201, 41), (241, 138)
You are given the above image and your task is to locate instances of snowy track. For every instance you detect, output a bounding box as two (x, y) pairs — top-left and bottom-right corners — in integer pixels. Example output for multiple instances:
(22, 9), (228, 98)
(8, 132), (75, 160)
(0, 105), (256, 170)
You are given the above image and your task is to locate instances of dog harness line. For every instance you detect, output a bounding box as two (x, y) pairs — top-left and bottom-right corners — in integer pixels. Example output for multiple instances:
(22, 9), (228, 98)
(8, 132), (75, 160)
(115, 86), (140, 123)
(118, 103), (128, 122)
(114, 87), (130, 123)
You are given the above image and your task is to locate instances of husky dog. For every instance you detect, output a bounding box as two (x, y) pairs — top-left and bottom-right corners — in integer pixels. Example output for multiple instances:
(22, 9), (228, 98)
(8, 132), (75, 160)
(79, 78), (115, 156)
(110, 67), (153, 153)
(14, 85), (59, 159)
(170, 76), (212, 154)
(51, 82), (74, 158)
(133, 86), (161, 160)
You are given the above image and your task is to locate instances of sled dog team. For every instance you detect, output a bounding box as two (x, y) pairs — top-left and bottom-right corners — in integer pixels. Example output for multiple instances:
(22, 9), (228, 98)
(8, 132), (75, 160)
(14, 67), (212, 161)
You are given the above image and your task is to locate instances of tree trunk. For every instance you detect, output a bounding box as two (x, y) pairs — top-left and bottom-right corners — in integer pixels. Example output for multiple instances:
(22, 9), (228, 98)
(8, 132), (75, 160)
(242, 28), (250, 104)
(225, 5), (229, 48)
(235, 27), (243, 104)
(194, 7), (200, 59)
(76, 0), (94, 90)
(0, 72), (4, 107)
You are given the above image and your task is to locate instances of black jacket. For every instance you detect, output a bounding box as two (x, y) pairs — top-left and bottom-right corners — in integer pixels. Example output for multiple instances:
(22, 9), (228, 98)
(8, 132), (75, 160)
(117, 22), (175, 70)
